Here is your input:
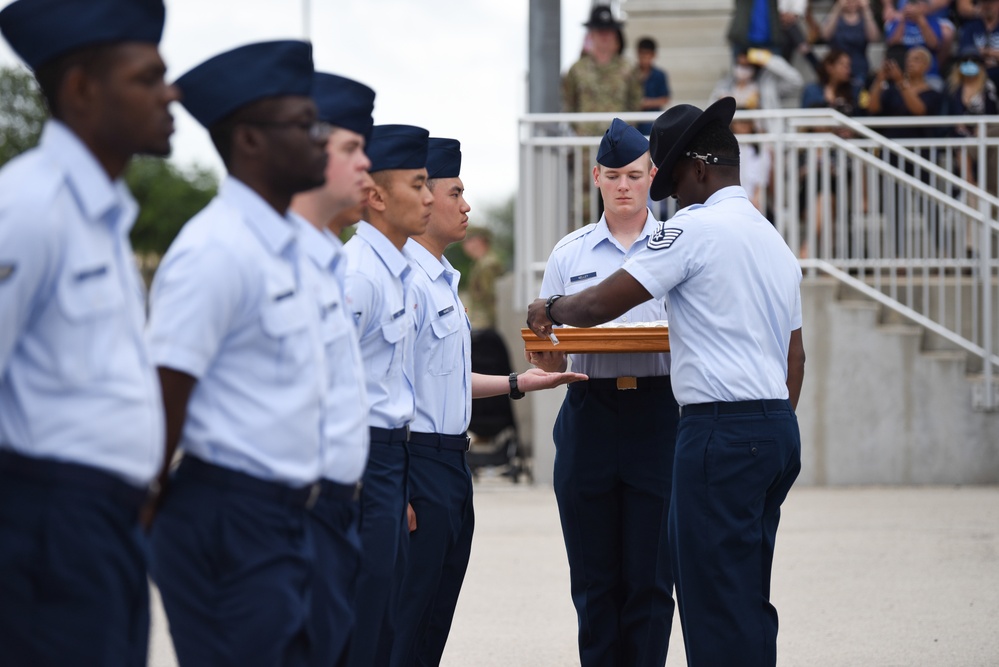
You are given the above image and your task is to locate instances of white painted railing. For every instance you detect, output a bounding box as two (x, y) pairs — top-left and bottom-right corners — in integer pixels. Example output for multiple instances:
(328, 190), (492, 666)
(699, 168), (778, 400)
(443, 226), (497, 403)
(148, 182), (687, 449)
(516, 109), (999, 410)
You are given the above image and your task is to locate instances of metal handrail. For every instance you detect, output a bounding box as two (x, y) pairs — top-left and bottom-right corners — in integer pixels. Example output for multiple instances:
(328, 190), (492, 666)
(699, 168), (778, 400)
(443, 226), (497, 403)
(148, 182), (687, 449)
(516, 109), (999, 410)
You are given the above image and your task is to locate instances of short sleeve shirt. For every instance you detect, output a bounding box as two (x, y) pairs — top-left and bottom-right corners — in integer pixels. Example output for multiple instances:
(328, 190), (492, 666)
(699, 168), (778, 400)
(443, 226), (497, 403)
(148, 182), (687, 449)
(539, 210), (670, 379)
(342, 222), (416, 430)
(299, 220), (369, 485)
(0, 121), (163, 486)
(404, 239), (472, 435)
(148, 176), (326, 486)
(623, 187), (802, 406)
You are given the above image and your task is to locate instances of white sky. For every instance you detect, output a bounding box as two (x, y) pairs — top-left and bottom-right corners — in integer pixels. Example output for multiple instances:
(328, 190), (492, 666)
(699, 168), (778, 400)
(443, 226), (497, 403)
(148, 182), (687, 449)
(0, 0), (595, 211)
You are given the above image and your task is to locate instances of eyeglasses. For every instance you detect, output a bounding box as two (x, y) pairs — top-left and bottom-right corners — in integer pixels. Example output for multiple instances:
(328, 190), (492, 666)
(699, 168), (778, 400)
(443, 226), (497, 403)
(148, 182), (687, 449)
(242, 119), (333, 142)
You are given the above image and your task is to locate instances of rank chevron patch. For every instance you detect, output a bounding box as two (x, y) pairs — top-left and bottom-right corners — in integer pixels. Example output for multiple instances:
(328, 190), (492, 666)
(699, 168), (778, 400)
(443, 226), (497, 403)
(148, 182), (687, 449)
(647, 226), (682, 251)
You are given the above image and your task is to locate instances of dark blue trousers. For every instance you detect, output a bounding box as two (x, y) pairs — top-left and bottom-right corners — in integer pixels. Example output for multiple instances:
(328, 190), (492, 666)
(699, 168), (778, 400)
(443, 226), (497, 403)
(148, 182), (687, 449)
(344, 434), (409, 667)
(553, 379), (679, 667)
(0, 451), (150, 667)
(391, 440), (474, 667)
(668, 400), (801, 667)
(307, 481), (361, 667)
(149, 457), (318, 667)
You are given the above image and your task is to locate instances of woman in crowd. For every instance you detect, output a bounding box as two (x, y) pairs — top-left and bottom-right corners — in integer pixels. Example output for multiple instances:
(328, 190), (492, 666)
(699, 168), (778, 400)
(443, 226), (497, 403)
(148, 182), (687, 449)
(822, 0), (882, 89)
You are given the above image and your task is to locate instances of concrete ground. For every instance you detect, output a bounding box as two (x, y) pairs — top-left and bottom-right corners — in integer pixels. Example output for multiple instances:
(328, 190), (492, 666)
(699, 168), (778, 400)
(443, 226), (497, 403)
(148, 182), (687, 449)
(149, 481), (999, 666)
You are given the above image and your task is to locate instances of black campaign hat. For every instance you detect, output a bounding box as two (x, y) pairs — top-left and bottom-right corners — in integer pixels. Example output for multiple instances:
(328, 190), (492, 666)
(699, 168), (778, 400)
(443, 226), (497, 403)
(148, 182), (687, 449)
(583, 4), (622, 29)
(648, 97), (737, 201)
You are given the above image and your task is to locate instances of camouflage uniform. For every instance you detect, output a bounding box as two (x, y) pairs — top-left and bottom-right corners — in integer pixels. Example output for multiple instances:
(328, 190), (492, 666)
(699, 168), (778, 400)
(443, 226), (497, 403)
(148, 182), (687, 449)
(466, 251), (503, 330)
(561, 54), (643, 138)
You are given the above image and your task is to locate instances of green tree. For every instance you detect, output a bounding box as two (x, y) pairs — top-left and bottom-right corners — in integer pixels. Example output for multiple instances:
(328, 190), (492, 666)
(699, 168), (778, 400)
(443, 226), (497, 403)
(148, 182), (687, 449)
(126, 159), (216, 255)
(0, 65), (218, 258)
(0, 65), (46, 164)
(445, 194), (515, 291)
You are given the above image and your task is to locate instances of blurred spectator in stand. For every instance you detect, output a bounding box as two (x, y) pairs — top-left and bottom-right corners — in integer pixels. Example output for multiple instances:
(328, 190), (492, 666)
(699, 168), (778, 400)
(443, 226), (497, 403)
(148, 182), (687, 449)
(945, 45), (998, 190)
(731, 112), (773, 214)
(799, 50), (863, 258)
(710, 48), (803, 131)
(729, 0), (786, 54)
(461, 226), (504, 330)
(802, 48), (864, 114)
(957, 0), (999, 90)
(868, 45), (945, 131)
(884, 0), (947, 87)
(636, 37), (671, 135)
(779, 0), (821, 71)
(561, 4), (642, 139)
(823, 0), (883, 88)
(884, 0), (956, 72)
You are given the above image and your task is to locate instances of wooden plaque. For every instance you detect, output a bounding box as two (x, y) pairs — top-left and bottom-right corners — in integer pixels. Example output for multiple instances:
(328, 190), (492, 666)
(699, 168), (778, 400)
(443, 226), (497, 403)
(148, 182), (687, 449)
(521, 326), (669, 353)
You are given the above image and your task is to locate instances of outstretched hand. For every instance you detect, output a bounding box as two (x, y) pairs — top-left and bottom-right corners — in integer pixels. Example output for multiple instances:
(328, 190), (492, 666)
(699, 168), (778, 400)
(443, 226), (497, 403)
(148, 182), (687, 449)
(517, 367), (587, 392)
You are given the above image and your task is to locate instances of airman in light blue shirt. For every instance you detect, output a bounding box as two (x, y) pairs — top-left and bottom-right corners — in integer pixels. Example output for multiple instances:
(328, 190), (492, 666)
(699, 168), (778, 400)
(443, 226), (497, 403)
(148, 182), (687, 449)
(288, 71), (377, 667)
(149, 176), (327, 485)
(144, 40), (335, 667)
(341, 124), (431, 667)
(0, 0), (178, 662)
(0, 120), (164, 486)
(343, 220), (416, 431)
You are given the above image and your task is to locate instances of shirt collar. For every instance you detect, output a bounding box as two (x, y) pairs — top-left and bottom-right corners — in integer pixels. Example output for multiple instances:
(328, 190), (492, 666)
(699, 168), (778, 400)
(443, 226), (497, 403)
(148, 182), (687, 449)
(219, 176), (297, 255)
(404, 238), (445, 281)
(586, 208), (660, 252)
(356, 221), (411, 280)
(703, 185), (749, 206)
(297, 216), (339, 271)
(41, 120), (137, 233)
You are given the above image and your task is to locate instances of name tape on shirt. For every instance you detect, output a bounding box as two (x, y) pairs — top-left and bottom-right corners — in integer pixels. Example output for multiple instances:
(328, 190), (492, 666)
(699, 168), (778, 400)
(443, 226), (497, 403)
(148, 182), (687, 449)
(438, 305), (454, 317)
(74, 265), (109, 282)
(392, 308), (406, 320)
(570, 271), (597, 283)
(274, 290), (296, 302)
(0, 264), (15, 282)
(647, 225), (682, 251)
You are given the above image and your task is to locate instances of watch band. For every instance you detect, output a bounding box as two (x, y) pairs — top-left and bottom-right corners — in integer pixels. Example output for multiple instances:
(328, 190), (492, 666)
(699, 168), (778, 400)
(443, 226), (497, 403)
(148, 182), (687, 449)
(508, 372), (525, 400)
(545, 294), (564, 326)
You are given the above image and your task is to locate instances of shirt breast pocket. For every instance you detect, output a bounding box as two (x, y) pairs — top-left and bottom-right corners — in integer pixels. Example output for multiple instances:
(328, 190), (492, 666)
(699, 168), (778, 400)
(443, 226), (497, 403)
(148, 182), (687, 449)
(260, 295), (312, 383)
(380, 315), (409, 375)
(428, 312), (461, 376)
(56, 264), (125, 385)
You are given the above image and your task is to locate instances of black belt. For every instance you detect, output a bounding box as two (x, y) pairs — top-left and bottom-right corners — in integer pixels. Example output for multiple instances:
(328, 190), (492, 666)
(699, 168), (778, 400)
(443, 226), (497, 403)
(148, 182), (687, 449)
(370, 425), (410, 444)
(320, 478), (362, 502)
(581, 376), (672, 391)
(408, 431), (470, 452)
(177, 456), (322, 509)
(681, 399), (790, 417)
(0, 449), (149, 510)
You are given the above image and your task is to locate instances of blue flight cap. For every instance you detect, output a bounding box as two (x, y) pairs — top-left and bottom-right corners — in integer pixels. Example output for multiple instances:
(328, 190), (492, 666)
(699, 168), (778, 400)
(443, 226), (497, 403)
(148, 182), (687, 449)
(176, 40), (314, 128)
(312, 72), (376, 142)
(0, 0), (165, 69)
(426, 138), (461, 179)
(367, 125), (429, 173)
(596, 118), (650, 168)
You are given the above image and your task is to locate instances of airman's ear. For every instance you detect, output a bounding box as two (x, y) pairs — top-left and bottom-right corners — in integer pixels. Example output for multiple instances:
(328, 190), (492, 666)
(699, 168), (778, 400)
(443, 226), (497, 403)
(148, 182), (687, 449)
(366, 181), (389, 213)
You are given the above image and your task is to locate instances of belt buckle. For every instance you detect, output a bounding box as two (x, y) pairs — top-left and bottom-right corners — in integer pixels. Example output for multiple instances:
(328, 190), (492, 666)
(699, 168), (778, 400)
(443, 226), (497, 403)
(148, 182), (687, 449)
(404, 424), (411, 442)
(305, 482), (321, 510)
(464, 436), (471, 452)
(616, 376), (638, 390)
(352, 480), (363, 502)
